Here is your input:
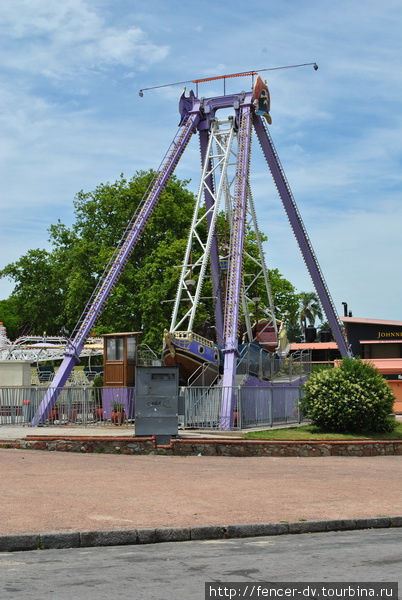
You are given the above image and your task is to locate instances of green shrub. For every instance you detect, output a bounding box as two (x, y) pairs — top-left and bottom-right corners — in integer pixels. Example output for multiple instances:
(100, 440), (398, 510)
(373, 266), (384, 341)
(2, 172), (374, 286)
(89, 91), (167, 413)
(300, 357), (396, 434)
(93, 374), (104, 388)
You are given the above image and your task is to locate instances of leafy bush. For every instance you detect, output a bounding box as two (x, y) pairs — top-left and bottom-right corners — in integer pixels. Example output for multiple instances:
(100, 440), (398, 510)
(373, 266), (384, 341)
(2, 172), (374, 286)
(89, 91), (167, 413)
(93, 374), (104, 388)
(300, 357), (396, 434)
(312, 363), (333, 374)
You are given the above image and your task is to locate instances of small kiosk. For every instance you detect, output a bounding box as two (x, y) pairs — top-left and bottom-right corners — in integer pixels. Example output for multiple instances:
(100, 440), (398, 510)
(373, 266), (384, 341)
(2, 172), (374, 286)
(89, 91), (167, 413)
(102, 332), (141, 420)
(103, 332), (141, 387)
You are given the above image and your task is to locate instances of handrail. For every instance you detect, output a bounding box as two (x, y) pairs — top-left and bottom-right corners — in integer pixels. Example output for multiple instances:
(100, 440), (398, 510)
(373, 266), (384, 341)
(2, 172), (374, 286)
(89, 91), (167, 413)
(187, 360), (219, 387)
(173, 331), (216, 350)
(137, 344), (161, 367)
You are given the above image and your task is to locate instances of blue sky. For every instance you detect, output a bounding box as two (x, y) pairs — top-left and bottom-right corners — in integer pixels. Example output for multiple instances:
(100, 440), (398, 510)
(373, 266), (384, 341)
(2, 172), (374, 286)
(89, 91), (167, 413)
(1, 0), (402, 322)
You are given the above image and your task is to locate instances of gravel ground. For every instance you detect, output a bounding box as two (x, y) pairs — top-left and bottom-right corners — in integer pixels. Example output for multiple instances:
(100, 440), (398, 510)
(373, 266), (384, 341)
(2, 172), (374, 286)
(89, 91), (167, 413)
(1, 449), (401, 535)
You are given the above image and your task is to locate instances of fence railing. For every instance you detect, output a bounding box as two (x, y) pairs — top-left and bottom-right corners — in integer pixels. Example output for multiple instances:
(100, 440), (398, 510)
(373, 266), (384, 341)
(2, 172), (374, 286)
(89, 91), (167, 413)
(184, 385), (303, 430)
(0, 387), (134, 427)
(236, 347), (283, 380)
(236, 347), (312, 382)
(275, 350), (312, 380)
(0, 383), (304, 430)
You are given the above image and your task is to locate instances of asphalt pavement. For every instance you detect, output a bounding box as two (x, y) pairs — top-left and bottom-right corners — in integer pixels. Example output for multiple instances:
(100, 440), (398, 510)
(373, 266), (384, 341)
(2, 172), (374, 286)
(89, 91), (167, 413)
(0, 529), (400, 600)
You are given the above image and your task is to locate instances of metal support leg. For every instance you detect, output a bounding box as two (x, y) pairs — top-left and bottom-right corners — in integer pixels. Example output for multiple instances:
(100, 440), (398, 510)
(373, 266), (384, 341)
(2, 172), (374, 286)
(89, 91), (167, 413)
(220, 103), (253, 429)
(253, 114), (351, 357)
(31, 110), (201, 425)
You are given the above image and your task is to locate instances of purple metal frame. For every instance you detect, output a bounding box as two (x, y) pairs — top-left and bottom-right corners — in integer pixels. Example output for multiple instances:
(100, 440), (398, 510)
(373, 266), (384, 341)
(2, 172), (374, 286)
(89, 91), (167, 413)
(31, 109), (201, 425)
(220, 101), (253, 429)
(31, 87), (350, 429)
(253, 114), (350, 358)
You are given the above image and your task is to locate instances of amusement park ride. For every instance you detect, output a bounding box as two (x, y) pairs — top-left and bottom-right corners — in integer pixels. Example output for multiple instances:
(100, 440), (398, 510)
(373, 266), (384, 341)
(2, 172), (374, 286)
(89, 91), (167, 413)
(0, 324), (102, 364)
(31, 64), (352, 428)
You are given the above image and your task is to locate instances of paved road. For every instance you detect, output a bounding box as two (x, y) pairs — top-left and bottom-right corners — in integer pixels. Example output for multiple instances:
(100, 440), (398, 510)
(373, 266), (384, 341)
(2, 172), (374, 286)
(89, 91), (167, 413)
(0, 529), (400, 600)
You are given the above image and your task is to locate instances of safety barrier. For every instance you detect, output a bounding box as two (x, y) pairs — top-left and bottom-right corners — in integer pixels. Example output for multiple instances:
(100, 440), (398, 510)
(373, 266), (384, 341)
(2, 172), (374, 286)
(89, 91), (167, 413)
(183, 385), (303, 430)
(0, 387), (134, 426)
(0, 383), (304, 429)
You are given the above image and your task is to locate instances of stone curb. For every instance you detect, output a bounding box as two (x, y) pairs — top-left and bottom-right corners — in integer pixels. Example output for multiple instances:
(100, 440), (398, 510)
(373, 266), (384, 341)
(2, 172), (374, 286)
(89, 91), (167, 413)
(2, 437), (402, 456)
(1, 516), (401, 553)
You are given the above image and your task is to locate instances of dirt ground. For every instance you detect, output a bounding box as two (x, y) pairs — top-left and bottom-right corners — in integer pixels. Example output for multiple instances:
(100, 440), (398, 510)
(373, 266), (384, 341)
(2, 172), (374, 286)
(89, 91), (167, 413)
(1, 449), (401, 535)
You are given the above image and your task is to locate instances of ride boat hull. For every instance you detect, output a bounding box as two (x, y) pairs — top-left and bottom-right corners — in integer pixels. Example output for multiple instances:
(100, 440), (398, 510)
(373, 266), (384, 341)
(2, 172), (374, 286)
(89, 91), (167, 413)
(163, 331), (219, 386)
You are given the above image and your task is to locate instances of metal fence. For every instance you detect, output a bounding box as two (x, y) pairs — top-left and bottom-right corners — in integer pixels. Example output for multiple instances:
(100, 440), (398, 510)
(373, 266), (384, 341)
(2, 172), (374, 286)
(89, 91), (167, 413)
(0, 387), (135, 426)
(184, 385), (303, 430)
(0, 383), (304, 430)
(183, 387), (237, 429)
(236, 348), (312, 382)
(239, 385), (303, 429)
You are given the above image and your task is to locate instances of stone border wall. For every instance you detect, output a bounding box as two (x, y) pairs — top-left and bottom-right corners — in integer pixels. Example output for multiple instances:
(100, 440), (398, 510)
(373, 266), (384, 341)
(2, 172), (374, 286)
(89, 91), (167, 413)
(0, 435), (401, 456)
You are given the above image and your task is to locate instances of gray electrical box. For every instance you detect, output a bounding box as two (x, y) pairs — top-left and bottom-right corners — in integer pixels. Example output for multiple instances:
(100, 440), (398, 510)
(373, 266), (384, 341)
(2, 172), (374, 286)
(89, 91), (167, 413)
(135, 366), (179, 443)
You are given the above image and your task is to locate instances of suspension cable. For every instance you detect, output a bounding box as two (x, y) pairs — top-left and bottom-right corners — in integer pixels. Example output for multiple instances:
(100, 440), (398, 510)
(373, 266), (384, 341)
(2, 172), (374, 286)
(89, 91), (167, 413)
(138, 62), (318, 96)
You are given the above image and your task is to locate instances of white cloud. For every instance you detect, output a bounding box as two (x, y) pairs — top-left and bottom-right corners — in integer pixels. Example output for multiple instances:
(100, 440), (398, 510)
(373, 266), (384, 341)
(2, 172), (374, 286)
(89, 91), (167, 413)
(0, 1), (172, 300)
(0, 1), (99, 38)
(0, 0), (169, 78)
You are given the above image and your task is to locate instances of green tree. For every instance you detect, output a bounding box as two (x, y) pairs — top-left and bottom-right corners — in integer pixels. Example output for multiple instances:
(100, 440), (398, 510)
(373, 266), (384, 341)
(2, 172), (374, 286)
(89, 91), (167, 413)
(0, 297), (22, 339)
(0, 171), (301, 349)
(317, 320), (333, 341)
(268, 268), (300, 324)
(241, 229), (299, 325)
(50, 171), (197, 348)
(298, 291), (323, 332)
(0, 249), (67, 336)
(286, 321), (304, 343)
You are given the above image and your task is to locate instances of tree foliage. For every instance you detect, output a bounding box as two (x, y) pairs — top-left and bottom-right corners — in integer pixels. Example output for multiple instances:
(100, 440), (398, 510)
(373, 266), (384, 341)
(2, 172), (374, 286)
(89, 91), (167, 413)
(0, 171), (300, 350)
(298, 291), (323, 331)
(0, 249), (66, 336)
(0, 297), (21, 340)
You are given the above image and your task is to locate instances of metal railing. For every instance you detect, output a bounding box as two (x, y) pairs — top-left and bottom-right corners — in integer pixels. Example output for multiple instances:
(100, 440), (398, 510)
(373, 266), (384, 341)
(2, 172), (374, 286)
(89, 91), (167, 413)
(31, 368), (104, 387)
(274, 350), (312, 380)
(0, 387), (134, 427)
(236, 345), (283, 380)
(184, 386), (235, 429)
(0, 382), (305, 430)
(173, 331), (216, 349)
(236, 347), (311, 381)
(184, 384), (304, 429)
(137, 344), (162, 367)
(239, 385), (303, 429)
(187, 360), (219, 387)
